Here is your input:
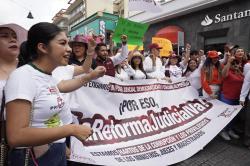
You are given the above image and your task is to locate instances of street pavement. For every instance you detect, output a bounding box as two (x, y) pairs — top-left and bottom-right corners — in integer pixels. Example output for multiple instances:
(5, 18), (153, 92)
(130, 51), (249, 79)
(75, 135), (250, 166)
(174, 136), (250, 166)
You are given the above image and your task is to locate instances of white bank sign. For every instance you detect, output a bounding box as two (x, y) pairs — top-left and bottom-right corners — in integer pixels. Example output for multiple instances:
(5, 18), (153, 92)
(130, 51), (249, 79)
(201, 9), (250, 26)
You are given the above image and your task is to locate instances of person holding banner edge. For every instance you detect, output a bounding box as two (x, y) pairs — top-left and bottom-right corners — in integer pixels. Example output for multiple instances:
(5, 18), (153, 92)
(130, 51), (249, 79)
(219, 54), (243, 140)
(5, 22), (105, 165)
(0, 23), (27, 166)
(0, 23), (27, 106)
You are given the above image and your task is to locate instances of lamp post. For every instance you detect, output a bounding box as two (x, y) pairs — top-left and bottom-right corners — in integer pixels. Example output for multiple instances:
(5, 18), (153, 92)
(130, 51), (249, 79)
(9, 0), (34, 19)
(27, 11), (34, 19)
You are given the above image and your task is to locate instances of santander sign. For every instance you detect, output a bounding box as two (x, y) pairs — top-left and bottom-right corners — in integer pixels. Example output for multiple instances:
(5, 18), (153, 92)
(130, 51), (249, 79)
(201, 9), (250, 26)
(201, 15), (213, 26)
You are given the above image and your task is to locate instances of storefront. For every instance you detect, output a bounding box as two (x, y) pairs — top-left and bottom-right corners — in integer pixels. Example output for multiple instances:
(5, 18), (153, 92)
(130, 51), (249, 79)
(69, 12), (118, 42)
(144, 0), (250, 53)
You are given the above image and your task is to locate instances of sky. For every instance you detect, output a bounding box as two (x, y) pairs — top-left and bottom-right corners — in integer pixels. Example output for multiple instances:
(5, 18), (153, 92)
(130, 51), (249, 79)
(0, 0), (163, 30)
(0, 0), (69, 30)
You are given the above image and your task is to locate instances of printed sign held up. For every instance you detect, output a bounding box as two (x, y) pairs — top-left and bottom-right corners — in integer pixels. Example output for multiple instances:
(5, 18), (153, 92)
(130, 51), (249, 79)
(152, 37), (173, 57)
(128, 44), (144, 51)
(113, 18), (149, 46)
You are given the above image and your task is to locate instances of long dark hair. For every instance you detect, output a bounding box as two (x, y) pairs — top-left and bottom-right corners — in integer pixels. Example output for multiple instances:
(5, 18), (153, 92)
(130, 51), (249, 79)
(183, 59), (198, 76)
(165, 56), (182, 77)
(166, 56), (181, 67)
(115, 64), (121, 74)
(233, 47), (247, 71)
(202, 57), (222, 82)
(18, 22), (63, 67)
(130, 56), (147, 79)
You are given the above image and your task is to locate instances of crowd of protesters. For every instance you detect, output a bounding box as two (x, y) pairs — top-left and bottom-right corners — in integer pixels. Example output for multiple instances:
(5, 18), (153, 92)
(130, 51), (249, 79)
(59, 29), (250, 152)
(1, 21), (250, 165)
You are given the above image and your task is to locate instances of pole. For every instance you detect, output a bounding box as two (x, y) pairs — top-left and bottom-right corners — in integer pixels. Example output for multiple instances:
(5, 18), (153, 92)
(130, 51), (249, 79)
(127, 0), (130, 19)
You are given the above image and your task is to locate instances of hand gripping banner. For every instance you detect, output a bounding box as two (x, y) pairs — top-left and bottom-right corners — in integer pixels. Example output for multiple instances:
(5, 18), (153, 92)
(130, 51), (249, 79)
(69, 76), (241, 166)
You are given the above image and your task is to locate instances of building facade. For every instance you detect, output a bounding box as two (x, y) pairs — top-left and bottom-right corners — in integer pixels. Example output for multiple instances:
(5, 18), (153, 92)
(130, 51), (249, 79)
(69, 12), (118, 42)
(113, 0), (129, 18)
(52, 9), (69, 35)
(63, 0), (113, 34)
(113, 0), (148, 19)
(129, 0), (250, 53)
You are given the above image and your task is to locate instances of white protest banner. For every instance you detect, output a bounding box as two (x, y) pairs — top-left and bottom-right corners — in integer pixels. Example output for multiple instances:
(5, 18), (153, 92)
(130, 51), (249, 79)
(128, 0), (163, 13)
(69, 76), (241, 166)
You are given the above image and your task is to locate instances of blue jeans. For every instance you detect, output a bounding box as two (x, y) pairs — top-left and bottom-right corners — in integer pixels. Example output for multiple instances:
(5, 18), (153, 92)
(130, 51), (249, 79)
(197, 88), (202, 96)
(8, 143), (66, 166)
(219, 94), (239, 105)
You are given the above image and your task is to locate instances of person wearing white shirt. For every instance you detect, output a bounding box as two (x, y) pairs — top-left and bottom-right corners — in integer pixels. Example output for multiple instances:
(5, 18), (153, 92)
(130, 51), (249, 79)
(143, 43), (164, 79)
(52, 65), (75, 125)
(53, 37), (105, 162)
(52, 35), (96, 126)
(0, 25), (26, 165)
(243, 62), (250, 76)
(5, 23), (106, 165)
(240, 71), (250, 105)
(0, 23), (27, 108)
(164, 49), (189, 82)
(129, 51), (147, 80)
(115, 59), (135, 81)
(183, 59), (204, 95)
(239, 70), (250, 148)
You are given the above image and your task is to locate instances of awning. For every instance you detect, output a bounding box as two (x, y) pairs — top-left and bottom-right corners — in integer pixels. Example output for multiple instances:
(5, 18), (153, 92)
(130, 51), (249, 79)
(155, 26), (184, 44)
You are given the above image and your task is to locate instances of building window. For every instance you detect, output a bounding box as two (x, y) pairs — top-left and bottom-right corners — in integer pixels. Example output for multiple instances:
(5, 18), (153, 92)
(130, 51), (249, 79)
(158, 0), (175, 4)
(69, 16), (86, 30)
(58, 21), (64, 27)
(120, 9), (124, 17)
(69, 2), (84, 19)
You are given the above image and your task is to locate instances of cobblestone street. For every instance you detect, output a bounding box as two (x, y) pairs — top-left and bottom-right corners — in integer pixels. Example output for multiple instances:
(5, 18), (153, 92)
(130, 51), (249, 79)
(174, 136), (250, 166)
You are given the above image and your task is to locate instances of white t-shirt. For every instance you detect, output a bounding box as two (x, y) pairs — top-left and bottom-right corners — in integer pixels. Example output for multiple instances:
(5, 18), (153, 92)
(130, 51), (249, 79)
(240, 70), (250, 101)
(131, 69), (147, 80)
(166, 65), (183, 81)
(110, 44), (129, 66)
(143, 56), (164, 79)
(115, 65), (136, 81)
(5, 64), (67, 143)
(243, 62), (250, 76)
(185, 63), (203, 90)
(115, 67), (131, 81)
(52, 65), (75, 125)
